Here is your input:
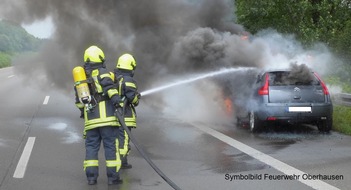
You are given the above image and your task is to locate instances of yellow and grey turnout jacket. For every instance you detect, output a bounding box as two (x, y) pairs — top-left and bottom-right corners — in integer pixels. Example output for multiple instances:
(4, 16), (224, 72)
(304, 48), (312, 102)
(75, 63), (121, 131)
(114, 69), (140, 128)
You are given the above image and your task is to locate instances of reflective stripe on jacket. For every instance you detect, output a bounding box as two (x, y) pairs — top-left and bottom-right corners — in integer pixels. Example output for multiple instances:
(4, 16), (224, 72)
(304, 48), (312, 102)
(84, 99), (120, 130)
(115, 71), (139, 127)
(82, 67), (120, 130)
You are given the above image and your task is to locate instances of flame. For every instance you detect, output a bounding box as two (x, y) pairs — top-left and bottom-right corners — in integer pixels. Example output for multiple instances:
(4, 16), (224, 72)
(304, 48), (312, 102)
(240, 31), (250, 41)
(224, 97), (233, 116)
(240, 35), (249, 40)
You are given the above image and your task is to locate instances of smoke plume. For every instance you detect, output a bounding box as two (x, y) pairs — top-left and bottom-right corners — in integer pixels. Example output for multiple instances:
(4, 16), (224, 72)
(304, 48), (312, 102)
(0, 0), (251, 90)
(0, 0), (337, 124)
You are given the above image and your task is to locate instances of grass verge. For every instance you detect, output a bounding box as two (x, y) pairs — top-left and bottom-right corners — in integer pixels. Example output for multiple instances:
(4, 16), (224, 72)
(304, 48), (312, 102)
(333, 105), (351, 135)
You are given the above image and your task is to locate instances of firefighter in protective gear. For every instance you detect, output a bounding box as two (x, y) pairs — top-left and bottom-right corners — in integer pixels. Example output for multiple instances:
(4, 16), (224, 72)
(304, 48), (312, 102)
(114, 53), (140, 169)
(74, 45), (123, 185)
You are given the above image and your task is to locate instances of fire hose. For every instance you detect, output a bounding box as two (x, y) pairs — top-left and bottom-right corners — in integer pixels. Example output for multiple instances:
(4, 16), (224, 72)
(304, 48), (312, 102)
(115, 99), (182, 190)
(72, 66), (181, 189)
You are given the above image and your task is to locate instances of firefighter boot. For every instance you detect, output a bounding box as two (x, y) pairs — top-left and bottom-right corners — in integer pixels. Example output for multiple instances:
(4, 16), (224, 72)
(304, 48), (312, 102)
(121, 156), (132, 169)
(88, 180), (97, 185)
(108, 177), (123, 185)
(86, 172), (98, 185)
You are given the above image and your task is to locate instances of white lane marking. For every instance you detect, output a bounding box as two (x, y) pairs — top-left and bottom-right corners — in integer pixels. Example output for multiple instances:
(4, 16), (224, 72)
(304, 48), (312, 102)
(43, 96), (50, 105)
(13, 137), (36, 178)
(194, 125), (340, 190)
(8, 75), (15, 78)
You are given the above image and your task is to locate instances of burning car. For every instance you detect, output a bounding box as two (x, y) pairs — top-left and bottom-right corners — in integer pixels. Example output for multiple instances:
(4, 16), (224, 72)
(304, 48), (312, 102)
(241, 64), (333, 133)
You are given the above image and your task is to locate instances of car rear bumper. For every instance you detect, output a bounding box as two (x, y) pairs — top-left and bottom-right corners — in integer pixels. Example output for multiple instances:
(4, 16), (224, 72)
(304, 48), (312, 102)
(255, 102), (333, 123)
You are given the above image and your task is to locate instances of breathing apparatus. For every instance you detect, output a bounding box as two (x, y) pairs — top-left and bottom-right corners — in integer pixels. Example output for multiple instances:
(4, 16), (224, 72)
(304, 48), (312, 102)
(72, 66), (96, 111)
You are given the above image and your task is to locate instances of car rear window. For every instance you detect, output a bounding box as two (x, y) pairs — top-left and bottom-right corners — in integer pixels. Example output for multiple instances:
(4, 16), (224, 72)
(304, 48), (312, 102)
(268, 71), (320, 86)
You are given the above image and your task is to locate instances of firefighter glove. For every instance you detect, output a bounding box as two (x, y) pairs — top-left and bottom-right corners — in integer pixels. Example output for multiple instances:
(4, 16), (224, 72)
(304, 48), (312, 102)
(114, 102), (121, 109)
(110, 95), (121, 108)
(119, 96), (126, 108)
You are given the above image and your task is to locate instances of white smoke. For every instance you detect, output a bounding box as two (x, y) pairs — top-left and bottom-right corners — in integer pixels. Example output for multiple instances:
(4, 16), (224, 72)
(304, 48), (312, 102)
(255, 29), (334, 75)
(161, 80), (233, 124)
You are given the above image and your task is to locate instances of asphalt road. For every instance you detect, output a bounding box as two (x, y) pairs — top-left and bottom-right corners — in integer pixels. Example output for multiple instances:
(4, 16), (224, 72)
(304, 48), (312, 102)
(0, 67), (350, 190)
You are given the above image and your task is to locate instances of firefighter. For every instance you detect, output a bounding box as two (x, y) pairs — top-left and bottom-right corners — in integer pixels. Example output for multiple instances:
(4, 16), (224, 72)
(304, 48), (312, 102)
(114, 53), (140, 169)
(74, 45), (123, 185)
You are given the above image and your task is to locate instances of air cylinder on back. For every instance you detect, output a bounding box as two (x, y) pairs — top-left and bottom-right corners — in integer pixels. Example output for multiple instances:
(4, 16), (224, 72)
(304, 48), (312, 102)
(72, 66), (91, 104)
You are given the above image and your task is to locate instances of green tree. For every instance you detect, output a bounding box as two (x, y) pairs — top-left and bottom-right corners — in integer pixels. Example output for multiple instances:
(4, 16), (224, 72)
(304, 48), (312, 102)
(0, 34), (11, 52)
(235, 0), (351, 60)
(0, 52), (11, 68)
(0, 20), (44, 68)
(0, 20), (42, 53)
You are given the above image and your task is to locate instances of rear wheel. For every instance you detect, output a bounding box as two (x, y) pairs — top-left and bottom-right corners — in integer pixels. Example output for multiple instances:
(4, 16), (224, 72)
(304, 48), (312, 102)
(317, 117), (332, 133)
(249, 111), (262, 133)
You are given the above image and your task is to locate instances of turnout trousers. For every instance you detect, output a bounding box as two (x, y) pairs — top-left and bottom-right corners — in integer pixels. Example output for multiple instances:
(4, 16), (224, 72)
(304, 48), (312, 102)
(84, 126), (121, 181)
(118, 127), (132, 165)
(117, 105), (136, 166)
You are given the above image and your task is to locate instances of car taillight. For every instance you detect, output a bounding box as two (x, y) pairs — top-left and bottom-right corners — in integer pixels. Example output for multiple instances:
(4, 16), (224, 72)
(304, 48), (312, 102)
(267, 116), (276, 121)
(258, 74), (269, 95)
(314, 73), (329, 95)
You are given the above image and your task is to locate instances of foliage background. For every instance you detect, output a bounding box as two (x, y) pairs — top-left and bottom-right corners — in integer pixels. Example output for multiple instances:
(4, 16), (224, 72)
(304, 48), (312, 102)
(235, 0), (351, 84)
(0, 20), (42, 68)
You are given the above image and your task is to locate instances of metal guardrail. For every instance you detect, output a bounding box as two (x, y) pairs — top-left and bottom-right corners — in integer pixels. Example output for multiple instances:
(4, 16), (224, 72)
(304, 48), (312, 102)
(332, 93), (351, 106)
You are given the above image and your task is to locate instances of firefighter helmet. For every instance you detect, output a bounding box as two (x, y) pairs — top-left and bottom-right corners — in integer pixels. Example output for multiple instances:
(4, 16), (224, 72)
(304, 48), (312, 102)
(84, 45), (105, 63)
(116, 53), (136, 71)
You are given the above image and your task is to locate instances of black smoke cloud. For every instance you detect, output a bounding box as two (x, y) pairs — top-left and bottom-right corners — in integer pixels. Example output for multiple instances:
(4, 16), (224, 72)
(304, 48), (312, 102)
(287, 63), (315, 84)
(0, 0), (263, 92)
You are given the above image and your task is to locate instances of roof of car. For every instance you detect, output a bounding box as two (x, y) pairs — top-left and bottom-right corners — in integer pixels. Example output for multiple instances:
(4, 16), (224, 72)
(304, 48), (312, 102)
(261, 69), (315, 74)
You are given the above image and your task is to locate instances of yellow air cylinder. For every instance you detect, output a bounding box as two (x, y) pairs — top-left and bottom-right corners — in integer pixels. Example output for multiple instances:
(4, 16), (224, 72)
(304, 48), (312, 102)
(72, 66), (91, 104)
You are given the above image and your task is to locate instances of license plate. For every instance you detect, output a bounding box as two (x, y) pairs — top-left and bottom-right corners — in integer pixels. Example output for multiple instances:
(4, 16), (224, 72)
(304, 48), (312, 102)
(288, 107), (312, 112)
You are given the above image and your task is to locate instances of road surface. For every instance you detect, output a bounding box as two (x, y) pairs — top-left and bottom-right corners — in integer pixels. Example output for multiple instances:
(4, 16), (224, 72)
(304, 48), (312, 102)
(0, 67), (350, 190)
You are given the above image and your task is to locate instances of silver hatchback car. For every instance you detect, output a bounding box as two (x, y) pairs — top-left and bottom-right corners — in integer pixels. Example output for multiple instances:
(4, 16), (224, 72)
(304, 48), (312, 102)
(247, 68), (333, 133)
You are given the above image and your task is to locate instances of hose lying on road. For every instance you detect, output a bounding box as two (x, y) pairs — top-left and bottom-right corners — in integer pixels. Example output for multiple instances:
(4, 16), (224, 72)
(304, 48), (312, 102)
(115, 101), (182, 190)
